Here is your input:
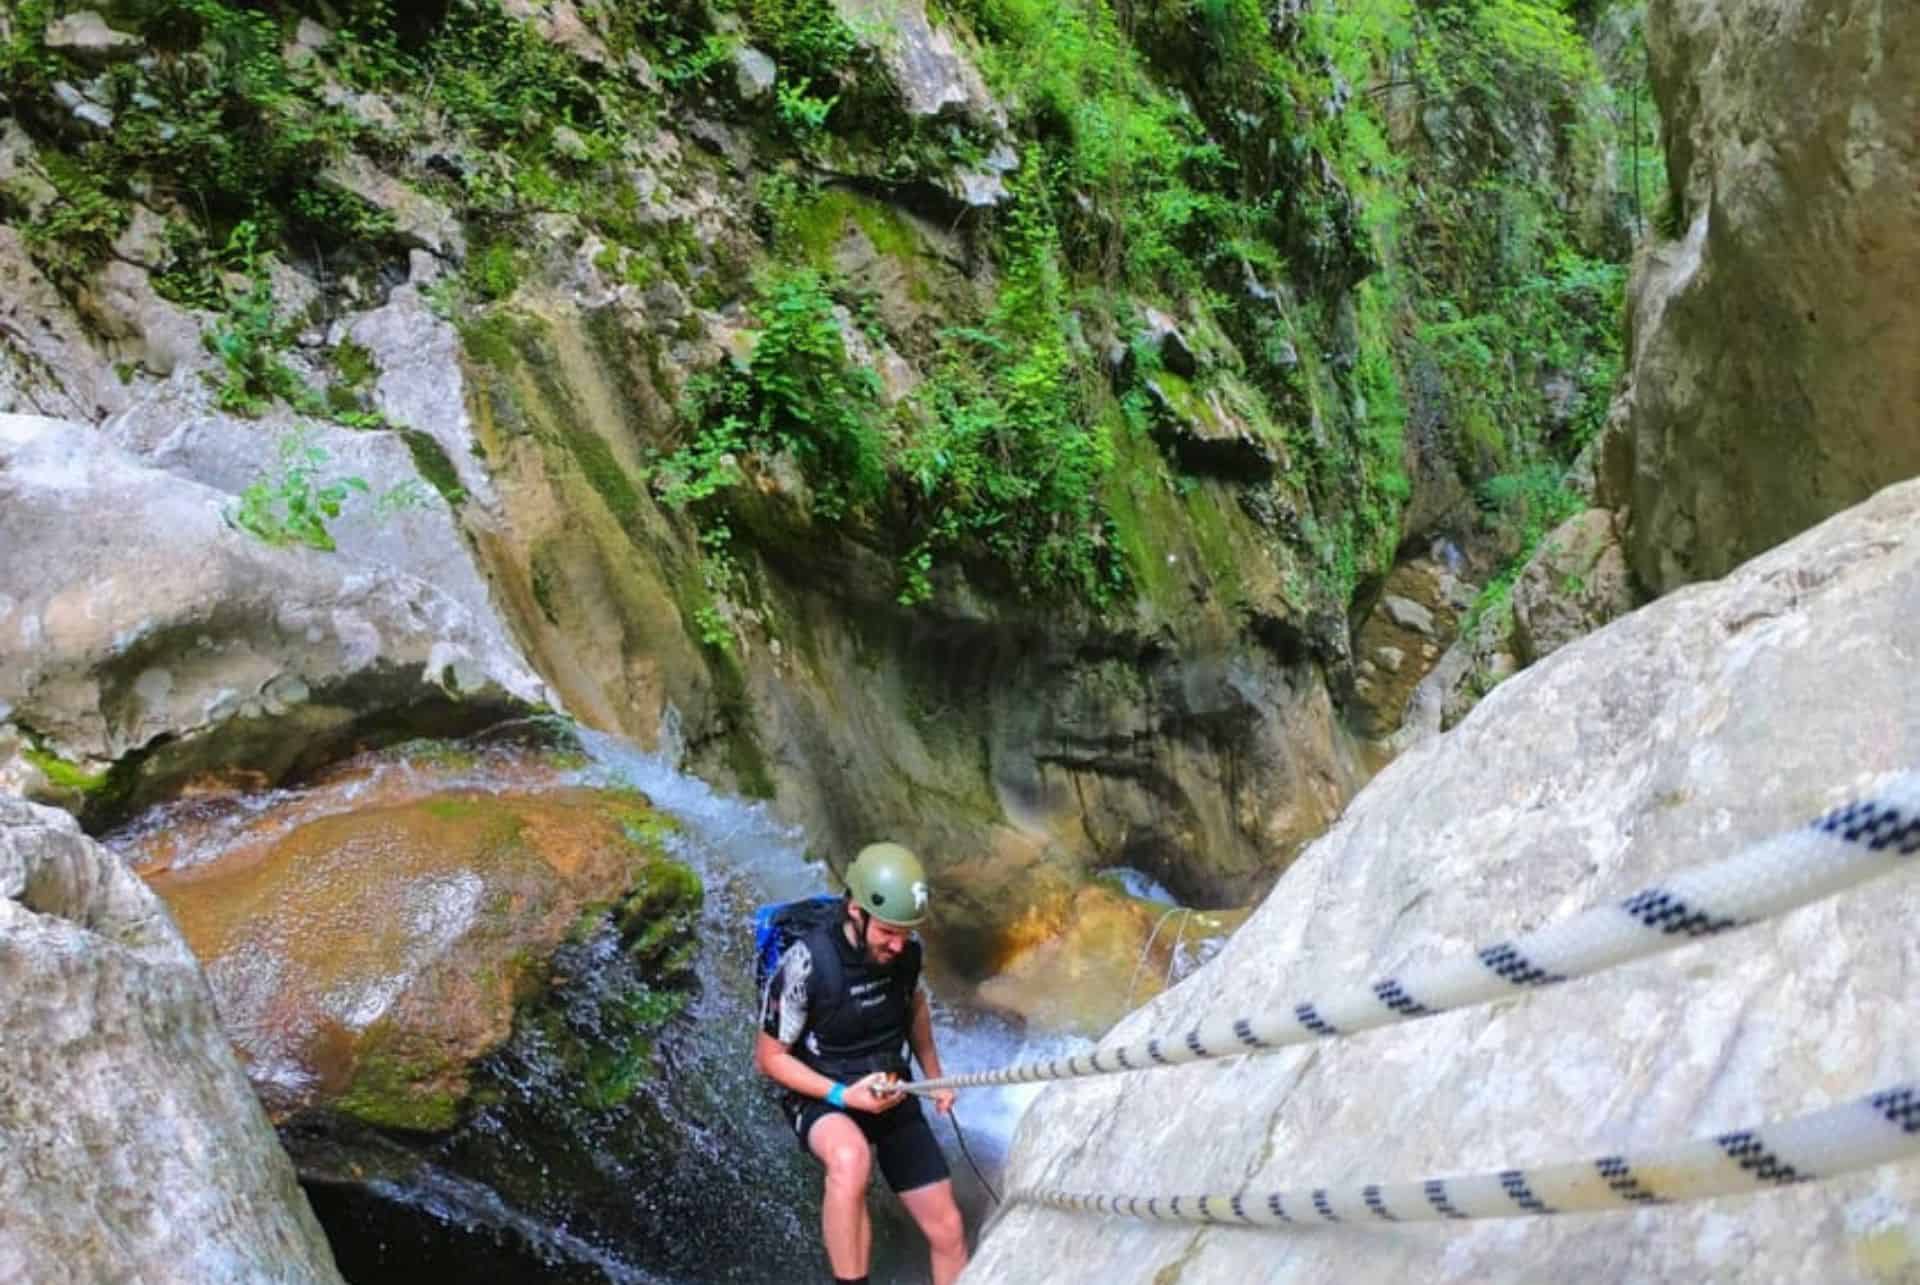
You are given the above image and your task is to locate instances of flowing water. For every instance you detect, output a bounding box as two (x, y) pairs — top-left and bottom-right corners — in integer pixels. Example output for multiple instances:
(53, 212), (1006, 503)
(561, 729), (1081, 1282)
(127, 724), (1082, 1283)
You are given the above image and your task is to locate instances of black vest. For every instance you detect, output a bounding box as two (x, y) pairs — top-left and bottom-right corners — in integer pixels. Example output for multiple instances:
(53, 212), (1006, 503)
(793, 920), (921, 1080)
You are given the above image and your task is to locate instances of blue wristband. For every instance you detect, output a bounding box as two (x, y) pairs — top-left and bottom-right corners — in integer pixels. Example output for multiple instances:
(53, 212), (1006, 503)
(825, 1083), (848, 1108)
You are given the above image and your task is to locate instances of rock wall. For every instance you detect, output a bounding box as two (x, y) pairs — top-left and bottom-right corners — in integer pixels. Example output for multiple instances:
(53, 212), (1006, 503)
(1622, 0), (1920, 593)
(0, 797), (343, 1284)
(971, 477), (1920, 1283)
(445, 264), (1376, 978)
(0, 0), (1627, 972)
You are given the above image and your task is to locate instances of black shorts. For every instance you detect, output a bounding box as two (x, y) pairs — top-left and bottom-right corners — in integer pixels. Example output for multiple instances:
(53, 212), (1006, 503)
(782, 1091), (951, 1194)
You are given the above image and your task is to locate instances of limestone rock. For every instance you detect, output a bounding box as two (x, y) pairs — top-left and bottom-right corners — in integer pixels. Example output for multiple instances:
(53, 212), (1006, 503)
(946, 141), (1021, 209)
(51, 78), (113, 131)
(0, 414), (549, 822)
(0, 797), (343, 1284)
(835, 306), (921, 405)
(733, 44), (777, 102)
(317, 81), (398, 133)
(318, 154), (464, 259)
(286, 17), (332, 65)
(500, 0), (612, 65)
(0, 224), (127, 420)
(73, 257), (206, 379)
(1346, 553), (1465, 738)
(1511, 506), (1642, 665)
(344, 281), (505, 518)
(1572, 394), (1636, 512)
(109, 202), (175, 270)
(829, 0), (1006, 127)
(1381, 592), (1435, 636)
(1139, 306), (1197, 378)
(43, 10), (140, 64)
(0, 119), (52, 211)
(974, 477), (1920, 1284)
(1622, 0), (1920, 593)
(1141, 370), (1279, 479)
(101, 379), (504, 639)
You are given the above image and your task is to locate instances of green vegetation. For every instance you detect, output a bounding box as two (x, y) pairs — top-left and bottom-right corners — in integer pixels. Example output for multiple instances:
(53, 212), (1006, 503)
(895, 160), (1121, 604)
(660, 161), (1122, 613)
(581, 984), (690, 1109)
(0, 0), (1651, 666)
(662, 267), (887, 521)
(22, 745), (113, 794)
(228, 430), (426, 552)
(1463, 460), (1586, 626)
(203, 223), (312, 417)
(336, 1041), (464, 1132)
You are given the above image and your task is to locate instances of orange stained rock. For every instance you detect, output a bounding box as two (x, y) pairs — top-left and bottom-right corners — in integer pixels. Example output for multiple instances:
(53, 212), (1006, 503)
(139, 772), (669, 1124)
(977, 882), (1250, 1038)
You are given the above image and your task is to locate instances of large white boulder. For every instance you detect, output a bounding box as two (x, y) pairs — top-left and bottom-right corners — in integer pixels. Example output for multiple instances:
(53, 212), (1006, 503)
(971, 477), (1920, 1282)
(0, 414), (550, 818)
(0, 797), (343, 1283)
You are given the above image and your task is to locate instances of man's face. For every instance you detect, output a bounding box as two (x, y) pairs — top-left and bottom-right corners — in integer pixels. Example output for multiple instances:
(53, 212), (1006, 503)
(860, 912), (914, 965)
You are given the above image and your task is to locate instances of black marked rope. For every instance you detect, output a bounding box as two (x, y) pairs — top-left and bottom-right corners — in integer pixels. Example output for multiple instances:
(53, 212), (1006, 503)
(1017, 1083), (1920, 1223)
(903, 775), (1920, 1095)
(899, 773), (1920, 1225)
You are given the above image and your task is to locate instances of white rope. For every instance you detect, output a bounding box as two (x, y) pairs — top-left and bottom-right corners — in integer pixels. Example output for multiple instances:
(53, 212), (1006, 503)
(1122, 905), (1186, 1013)
(1162, 909), (1190, 989)
(1018, 1082), (1920, 1224)
(903, 772), (1920, 1096)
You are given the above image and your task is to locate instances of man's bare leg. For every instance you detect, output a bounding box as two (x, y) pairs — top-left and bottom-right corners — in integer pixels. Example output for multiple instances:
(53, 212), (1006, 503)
(808, 1114), (874, 1278)
(897, 1178), (967, 1285)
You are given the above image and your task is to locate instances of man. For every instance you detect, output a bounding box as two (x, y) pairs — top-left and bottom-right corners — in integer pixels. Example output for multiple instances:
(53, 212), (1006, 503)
(755, 842), (968, 1285)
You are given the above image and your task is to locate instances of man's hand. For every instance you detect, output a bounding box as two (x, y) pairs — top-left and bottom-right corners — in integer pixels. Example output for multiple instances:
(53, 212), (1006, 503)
(844, 1071), (905, 1113)
(931, 1088), (956, 1117)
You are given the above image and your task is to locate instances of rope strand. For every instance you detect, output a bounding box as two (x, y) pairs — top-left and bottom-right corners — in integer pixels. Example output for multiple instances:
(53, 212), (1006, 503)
(902, 773), (1920, 1097)
(1017, 1082), (1920, 1224)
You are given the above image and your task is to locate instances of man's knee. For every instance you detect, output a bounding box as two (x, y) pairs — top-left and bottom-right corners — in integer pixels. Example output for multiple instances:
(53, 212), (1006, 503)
(819, 1138), (872, 1189)
(904, 1186), (965, 1251)
(922, 1202), (964, 1252)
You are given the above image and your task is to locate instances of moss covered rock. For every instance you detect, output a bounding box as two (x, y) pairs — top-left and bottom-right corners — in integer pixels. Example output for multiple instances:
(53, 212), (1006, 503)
(131, 740), (701, 1130)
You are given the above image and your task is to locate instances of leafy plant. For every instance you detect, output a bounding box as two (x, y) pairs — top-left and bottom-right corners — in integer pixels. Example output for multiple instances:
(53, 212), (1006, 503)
(1460, 460), (1585, 626)
(228, 430), (425, 552)
(204, 222), (310, 416)
(775, 76), (838, 141)
(660, 267), (886, 521)
(746, 0), (860, 82)
(17, 151), (128, 281)
(466, 241), (523, 302)
(896, 159), (1122, 603)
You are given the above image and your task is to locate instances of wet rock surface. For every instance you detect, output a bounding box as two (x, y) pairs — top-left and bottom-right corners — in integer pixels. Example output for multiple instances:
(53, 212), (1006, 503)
(975, 879), (1247, 1037)
(128, 740), (699, 1130)
(0, 796), (343, 1284)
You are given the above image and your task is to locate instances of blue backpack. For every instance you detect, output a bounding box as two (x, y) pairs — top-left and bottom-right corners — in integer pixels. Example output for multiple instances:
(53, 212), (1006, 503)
(752, 894), (845, 1011)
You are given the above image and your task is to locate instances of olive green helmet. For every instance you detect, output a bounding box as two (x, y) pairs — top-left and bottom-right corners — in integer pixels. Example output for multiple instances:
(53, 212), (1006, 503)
(846, 842), (929, 927)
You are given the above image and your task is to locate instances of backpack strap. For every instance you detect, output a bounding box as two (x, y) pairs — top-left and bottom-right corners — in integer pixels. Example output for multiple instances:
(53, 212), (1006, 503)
(798, 920), (847, 1039)
(900, 938), (922, 1004)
